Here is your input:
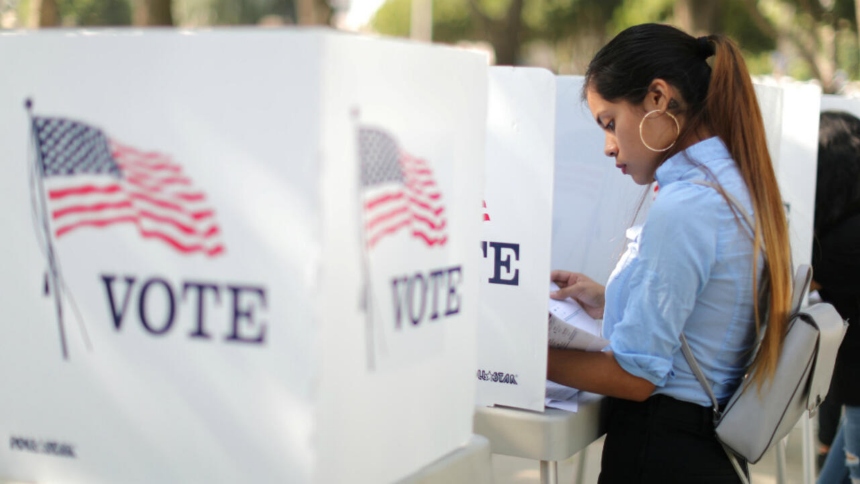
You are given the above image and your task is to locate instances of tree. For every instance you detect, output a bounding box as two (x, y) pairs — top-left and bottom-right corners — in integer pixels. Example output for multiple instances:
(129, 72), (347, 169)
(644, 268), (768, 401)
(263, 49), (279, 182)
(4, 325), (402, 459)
(608, 0), (855, 92)
(296, 0), (331, 24)
(132, 0), (172, 25)
(739, 0), (857, 93)
(674, 0), (722, 35)
(371, 0), (858, 89)
(28, 0), (58, 26)
(207, 0), (297, 25)
(371, 0), (621, 66)
(72, 0), (131, 25)
(468, 0), (524, 65)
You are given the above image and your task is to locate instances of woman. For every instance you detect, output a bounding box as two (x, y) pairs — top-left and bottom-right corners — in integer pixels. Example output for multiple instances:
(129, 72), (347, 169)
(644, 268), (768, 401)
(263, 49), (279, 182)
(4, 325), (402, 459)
(548, 24), (793, 483)
(815, 111), (860, 484)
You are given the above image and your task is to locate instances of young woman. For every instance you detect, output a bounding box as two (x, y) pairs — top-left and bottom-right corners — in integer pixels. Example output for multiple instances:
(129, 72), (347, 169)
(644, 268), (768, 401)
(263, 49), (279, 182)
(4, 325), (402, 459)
(547, 24), (793, 483)
(815, 111), (860, 484)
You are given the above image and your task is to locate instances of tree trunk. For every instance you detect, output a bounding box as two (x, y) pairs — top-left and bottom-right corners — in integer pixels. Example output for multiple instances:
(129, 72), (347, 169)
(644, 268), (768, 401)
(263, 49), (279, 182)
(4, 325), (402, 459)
(296, 0), (332, 25)
(855, 0), (860, 74)
(132, 0), (173, 26)
(675, 0), (721, 35)
(488, 0), (523, 65)
(409, 0), (432, 41)
(28, 0), (59, 27)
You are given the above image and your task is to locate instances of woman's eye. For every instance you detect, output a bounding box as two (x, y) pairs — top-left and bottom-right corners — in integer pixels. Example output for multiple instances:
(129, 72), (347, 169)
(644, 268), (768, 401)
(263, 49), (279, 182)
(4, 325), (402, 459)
(606, 120), (615, 132)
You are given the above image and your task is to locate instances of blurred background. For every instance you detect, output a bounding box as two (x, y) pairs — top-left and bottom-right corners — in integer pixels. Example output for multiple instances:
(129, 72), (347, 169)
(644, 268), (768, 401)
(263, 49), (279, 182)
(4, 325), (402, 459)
(2, 0), (860, 96)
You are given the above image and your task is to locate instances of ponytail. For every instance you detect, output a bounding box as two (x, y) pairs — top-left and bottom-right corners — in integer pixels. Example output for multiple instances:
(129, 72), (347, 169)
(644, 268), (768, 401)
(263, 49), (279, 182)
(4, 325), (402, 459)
(705, 35), (793, 389)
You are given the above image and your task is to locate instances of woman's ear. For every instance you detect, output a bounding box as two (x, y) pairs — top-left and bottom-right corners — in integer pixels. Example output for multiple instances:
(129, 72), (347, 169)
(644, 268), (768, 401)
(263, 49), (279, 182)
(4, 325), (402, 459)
(644, 79), (673, 111)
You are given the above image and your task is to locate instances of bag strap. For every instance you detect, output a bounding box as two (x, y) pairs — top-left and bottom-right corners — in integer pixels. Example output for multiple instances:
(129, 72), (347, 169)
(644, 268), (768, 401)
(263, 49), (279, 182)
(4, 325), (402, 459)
(690, 180), (756, 241)
(679, 333), (721, 414)
(680, 179), (758, 417)
(791, 265), (812, 314)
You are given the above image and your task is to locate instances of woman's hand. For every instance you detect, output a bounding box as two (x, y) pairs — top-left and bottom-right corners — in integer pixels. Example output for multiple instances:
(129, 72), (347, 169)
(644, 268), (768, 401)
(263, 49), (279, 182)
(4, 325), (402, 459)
(550, 270), (606, 319)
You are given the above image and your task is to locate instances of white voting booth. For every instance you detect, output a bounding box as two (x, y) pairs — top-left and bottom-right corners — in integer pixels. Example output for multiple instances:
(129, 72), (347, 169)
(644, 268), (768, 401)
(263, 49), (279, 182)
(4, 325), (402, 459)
(474, 74), (643, 484)
(0, 30), (487, 484)
(477, 67), (556, 411)
(822, 94), (860, 116)
(754, 81), (821, 269)
(552, 77), (650, 295)
(477, 74), (645, 412)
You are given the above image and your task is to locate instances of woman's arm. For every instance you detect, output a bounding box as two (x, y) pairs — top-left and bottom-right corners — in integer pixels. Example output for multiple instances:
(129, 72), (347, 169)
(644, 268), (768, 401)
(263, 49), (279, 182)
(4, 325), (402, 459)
(547, 347), (656, 402)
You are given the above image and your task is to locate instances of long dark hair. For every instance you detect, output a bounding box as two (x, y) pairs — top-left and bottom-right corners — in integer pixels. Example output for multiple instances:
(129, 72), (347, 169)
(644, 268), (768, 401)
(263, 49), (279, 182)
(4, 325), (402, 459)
(816, 111), (860, 237)
(583, 23), (792, 389)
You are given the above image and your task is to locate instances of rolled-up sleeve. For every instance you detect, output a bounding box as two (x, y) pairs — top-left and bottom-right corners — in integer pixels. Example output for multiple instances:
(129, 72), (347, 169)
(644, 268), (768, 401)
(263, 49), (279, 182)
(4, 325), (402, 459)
(609, 185), (719, 386)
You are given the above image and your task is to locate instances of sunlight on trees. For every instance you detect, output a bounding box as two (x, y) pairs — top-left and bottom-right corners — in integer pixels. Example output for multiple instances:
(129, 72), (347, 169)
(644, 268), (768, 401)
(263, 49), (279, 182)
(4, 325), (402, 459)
(2, 0), (858, 93)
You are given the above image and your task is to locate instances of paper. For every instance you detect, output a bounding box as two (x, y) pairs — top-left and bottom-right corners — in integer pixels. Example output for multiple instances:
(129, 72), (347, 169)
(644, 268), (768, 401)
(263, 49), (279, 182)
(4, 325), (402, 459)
(545, 381), (579, 412)
(548, 282), (609, 351)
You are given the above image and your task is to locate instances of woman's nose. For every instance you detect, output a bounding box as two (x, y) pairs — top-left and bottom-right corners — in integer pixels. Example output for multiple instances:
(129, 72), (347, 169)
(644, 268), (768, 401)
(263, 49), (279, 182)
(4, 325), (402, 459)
(604, 136), (618, 158)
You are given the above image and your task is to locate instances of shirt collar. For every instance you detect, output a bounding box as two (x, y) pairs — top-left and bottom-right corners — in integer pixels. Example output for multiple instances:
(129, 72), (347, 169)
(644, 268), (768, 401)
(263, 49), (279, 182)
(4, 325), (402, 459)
(654, 136), (731, 187)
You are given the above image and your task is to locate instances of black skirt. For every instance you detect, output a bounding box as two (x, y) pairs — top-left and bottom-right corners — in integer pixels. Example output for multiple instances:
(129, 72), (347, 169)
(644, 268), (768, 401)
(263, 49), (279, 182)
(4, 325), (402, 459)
(598, 394), (748, 484)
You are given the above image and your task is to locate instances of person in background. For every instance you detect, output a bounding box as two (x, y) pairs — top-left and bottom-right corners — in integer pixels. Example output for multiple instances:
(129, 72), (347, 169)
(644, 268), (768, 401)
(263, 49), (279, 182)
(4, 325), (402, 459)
(815, 111), (860, 484)
(820, 391), (843, 470)
(547, 23), (793, 483)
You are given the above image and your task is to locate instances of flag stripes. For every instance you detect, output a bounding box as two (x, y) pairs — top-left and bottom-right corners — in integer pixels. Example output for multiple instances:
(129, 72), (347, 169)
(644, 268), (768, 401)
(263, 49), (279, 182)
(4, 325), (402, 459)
(359, 126), (447, 249)
(34, 116), (224, 257)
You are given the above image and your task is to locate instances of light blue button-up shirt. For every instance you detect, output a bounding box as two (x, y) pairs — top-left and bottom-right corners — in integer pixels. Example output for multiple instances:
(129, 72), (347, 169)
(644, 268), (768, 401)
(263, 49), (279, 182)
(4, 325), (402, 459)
(603, 136), (763, 407)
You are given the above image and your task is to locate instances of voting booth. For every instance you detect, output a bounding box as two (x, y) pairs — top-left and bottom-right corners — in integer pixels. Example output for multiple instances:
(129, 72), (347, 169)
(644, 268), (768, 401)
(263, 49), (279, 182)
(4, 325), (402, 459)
(476, 74), (645, 412)
(552, 76), (651, 291)
(477, 67), (556, 411)
(754, 81), (821, 268)
(821, 94), (860, 116)
(0, 29), (487, 484)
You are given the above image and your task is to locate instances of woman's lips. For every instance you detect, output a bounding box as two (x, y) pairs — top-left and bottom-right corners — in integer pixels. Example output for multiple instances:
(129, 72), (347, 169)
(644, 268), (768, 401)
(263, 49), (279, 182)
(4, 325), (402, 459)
(617, 164), (627, 174)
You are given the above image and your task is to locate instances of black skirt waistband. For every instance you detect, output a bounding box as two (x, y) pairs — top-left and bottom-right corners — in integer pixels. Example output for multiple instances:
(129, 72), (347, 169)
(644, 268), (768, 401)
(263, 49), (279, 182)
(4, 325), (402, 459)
(608, 394), (718, 432)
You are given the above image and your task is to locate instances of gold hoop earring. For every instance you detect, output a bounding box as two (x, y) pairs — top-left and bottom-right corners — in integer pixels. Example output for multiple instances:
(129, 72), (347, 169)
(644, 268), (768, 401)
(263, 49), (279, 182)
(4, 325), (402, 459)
(639, 110), (680, 152)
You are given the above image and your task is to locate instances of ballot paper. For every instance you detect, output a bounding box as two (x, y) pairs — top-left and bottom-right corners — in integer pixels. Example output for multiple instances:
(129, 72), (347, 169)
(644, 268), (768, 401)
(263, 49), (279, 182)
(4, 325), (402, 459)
(548, 282), (609, 352)
(545, 381), (580, 412)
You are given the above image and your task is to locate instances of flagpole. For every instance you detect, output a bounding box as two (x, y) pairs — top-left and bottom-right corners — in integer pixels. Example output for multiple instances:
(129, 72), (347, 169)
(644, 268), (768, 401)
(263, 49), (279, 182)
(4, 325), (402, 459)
(26, 99), (68, 360)
(354, 111), (377, 372)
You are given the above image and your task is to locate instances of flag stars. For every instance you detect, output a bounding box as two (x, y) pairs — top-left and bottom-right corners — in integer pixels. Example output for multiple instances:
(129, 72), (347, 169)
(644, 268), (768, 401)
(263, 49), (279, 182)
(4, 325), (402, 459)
(35, 117), (121, 178)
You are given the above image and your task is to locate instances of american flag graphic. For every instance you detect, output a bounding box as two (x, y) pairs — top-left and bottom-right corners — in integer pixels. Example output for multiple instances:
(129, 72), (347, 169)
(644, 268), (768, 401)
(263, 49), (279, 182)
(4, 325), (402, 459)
(32, 117), (224, 257)
(359, 127), (447, 248)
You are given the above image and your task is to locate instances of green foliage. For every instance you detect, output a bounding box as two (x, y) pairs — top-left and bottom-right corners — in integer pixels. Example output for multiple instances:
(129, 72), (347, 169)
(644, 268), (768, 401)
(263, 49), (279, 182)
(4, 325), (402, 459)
(371, 0), (473, 42)
(372, 0), (622, 45)
(609, 0), (672, 33)
(372, 0), (856, 84)
(722, 0), (776, 53)
(370, 0), (411, 37)
(533, 0), (622, 42)
(832, 0), (857, 29)
(65, 0), (131, 25)
(209, 0), (295, 25)
(431, 0), (471, 43)
(16, 0), (30, 25)
(14, 0), (131, 25)
(837, 23), (860, 78)
(15, 0), (300, 26)
(742, 49), (776, 76)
